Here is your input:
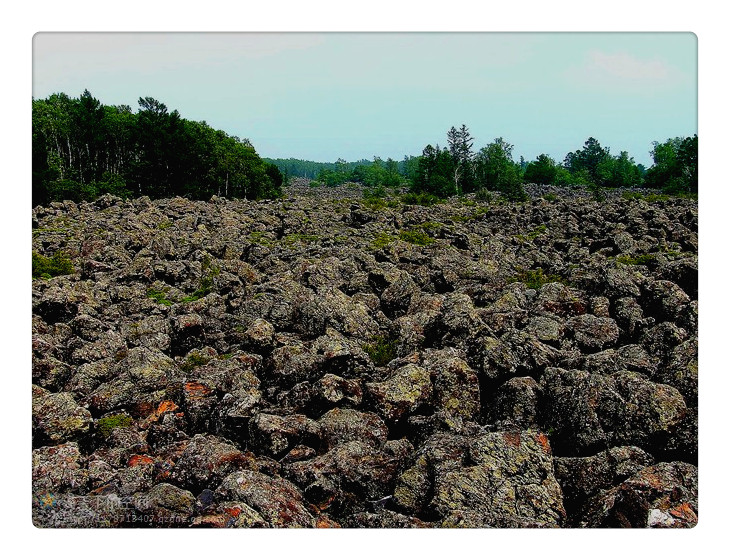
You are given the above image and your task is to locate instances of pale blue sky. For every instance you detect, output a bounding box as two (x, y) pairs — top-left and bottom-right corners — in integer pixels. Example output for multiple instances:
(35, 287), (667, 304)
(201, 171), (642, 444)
(33, 32), (697, 167)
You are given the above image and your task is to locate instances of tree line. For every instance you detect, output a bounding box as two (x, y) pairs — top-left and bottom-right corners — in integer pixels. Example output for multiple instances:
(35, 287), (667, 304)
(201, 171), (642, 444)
(33, 90), (283, 206)
(407, 126), (697, 201)
(33, 92), (697, 207)
(267, 126), (697, 202)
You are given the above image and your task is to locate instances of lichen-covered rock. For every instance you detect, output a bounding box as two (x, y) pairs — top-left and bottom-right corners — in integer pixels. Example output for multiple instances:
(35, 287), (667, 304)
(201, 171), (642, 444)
(33, 491), (127, 528)
(533, 282), (587, 318)
(240, 318), (276, 354)
(579, 462), (697, 528)
(33, 442), (89, 493)
(248, 413), (321, 458)
(393, 431), (468, 514)
(191, 500), (268, 527)
(435, 430), (565, 527)
(654, 337), (698, 406)
(169, 434), (254, 493)
(317, 407), (388, 450)
(566, 314), (620, 352)
(133, 483), (196, 527)
(542, 367), (687, 455)
(214, 469), (315, 527)
(491, 376), (541, 429)
(365, 363), (433, 422)
(345, 510), (432, 528)
(83, 346), (178, 418)
(526, 315), (565, 344)
(312, 373), (363, 410)
(32, 386), (92, 445)
(394, 429), (565, 527)
(554, 446), (655, 524)
(641, 279), (691, 324)
(422, 349), (480, 423)
(283, 440), (405, 516)
(265, 343), (321, 389)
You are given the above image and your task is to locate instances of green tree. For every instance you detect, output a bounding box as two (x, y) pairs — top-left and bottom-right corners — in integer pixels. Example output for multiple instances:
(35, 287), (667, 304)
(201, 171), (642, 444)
(564, 137), (611, 184)
(475, 138), (527, 201)
(644, 135), (697, 193)
(524, 154), (558, 185)
(447, 124), (476, 194)
(595, 151), (643, 188)
(413, 144), (456, 197)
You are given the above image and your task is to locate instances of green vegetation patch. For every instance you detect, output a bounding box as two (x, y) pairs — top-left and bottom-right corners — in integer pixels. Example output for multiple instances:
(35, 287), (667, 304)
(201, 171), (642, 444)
(147, 288), (174, 306)
(363, 335), (398, 367)
(508, 267), (566, 290)
(400, 192), (442, 206)
(248, 231), (274, 247)
(282, 233), (321, 247)
(615, 253), (658, 266)
(516, 224), (548, 243)
(371, 232), (396, 250)
(180, 351), (213, 373)
(399, 228), (435, 246)
(97, 414), (134, 439)
(32, 251), (74, 279)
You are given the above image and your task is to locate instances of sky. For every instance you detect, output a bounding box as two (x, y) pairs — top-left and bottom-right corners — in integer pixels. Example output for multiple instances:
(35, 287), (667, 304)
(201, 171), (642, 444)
(32, 32), (697, 167)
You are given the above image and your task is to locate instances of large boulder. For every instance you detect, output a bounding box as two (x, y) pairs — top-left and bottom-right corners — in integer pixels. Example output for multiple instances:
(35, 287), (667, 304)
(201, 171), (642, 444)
(169, 434), (254, 494)
(32, 386), (92, 446)
(394, 430), (566, 527)
(542, 368), (687, 455)
(554, 446), (655, 525)
(579, 462), (698, 528)
(365, 364), (433, 422)
(214, 470), (315, 527)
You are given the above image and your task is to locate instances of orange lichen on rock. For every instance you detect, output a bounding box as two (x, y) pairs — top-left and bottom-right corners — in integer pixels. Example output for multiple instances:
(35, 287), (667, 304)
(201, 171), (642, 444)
(223, 506), (243, 518)
(184, 381), (212, 399)
(315, 516), (341, 528)
(536, 432), (552, 454)
(142, 400), (180, 426)
(669, 502), (698, 525)
(128, 454), (155, 467)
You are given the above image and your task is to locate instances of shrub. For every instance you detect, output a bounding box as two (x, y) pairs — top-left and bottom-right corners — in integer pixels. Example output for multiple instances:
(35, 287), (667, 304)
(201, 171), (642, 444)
(180, 351), (212, 373)
(282, 233), (320, 247)
(399, 228), (435, 246)
(32, 251), (74, 279)
(363, 335), (397, 367)
(621, 191), (645, 201)
(517, 224), (547, 242)
(400, 192), (442, 206)
(508, 268), (565, 289)
(248, 231), (274, 247)
(475, 188), (496, 203)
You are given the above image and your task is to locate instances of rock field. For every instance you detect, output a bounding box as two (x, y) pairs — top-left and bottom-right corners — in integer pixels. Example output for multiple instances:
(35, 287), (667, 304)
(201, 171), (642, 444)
(32, 182), (698, 527)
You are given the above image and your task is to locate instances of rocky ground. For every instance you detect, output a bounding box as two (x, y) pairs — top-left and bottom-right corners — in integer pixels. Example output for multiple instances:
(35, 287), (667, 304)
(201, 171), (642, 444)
(32, 180), (698, 528)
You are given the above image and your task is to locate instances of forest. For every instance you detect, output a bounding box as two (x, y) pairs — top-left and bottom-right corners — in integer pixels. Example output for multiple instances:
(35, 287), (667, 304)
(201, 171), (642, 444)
(32, 90), (283, 206)
(32, 90), (697, 206)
